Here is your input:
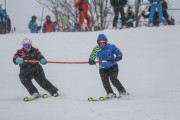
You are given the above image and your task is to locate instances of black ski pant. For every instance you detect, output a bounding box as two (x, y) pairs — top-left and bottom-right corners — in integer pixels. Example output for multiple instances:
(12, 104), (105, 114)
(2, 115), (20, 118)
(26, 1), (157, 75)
(99, 64), (126, 95)
(163, 10), (170, 25)
(19, 69), (58, 96)
(113, 7), (126, 27)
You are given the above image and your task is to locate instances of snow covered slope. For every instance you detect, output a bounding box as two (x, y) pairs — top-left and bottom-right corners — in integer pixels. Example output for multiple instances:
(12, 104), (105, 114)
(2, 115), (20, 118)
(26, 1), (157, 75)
(0, 26), (180, 120)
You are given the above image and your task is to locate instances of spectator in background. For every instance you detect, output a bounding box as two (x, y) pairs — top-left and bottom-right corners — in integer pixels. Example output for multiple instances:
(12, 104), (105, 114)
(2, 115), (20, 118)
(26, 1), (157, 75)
(148, 0), (163, 27)
(0, 3), (11, 34)
(142, 6), (159, 26)
(42, 15), (55, 33)
(161, 0), (174, 25)
(28, 16), (41, 33)
(75, 0), (92, 31)
(110, 0), (127, 29)
(125, 7), (135, 28)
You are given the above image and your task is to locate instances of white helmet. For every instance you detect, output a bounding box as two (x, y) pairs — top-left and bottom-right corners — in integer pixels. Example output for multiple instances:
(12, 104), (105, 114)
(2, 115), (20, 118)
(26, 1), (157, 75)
(22, 38), (32, 45)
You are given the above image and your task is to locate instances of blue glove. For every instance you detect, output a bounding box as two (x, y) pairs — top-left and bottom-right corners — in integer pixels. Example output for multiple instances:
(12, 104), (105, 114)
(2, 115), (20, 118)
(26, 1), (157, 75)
(16, 57), (24, 64)
(88, 59), (96, 65)
(115, 56), (122, 61)
(117, 19), (122, 24)
(40, 59), (47, 65)
(127, 19), (133, 23)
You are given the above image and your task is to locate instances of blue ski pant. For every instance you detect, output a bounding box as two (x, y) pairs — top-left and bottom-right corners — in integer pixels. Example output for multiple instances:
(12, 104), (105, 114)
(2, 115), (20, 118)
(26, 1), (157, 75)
(148, 3), (163, 24)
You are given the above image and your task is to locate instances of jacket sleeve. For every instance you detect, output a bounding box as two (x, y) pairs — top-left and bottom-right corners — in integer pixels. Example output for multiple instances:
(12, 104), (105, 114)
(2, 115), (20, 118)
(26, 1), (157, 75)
(13, 50), (20, 65)
(112, 44), (122, 57)
(34, 48), (45, 60)
(0, 8), (8, 17)
(75, 0), (81, 9)
(89, 46), (100, 60)
(28, 22), (34, 31)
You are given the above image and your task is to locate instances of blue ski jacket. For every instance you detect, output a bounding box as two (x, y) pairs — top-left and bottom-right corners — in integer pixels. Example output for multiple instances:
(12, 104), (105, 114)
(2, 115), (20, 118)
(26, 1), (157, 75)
(28, 20), (38, 33)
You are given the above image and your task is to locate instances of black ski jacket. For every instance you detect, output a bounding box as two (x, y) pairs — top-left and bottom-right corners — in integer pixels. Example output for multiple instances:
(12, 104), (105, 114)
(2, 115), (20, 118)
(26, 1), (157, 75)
(13, 47), (45, 73)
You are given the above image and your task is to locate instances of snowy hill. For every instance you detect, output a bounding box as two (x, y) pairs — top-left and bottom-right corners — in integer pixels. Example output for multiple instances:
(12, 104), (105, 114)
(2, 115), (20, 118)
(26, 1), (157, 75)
(0, 26), (180, 120)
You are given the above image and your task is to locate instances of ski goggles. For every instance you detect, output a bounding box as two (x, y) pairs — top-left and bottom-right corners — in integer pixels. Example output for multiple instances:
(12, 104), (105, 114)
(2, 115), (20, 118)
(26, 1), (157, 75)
(97, 39), (107, 44)
(23, 43), (31, 49)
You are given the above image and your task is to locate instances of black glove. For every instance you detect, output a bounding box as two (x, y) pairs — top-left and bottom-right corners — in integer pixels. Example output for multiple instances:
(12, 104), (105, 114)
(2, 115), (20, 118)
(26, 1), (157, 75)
(115, 55), (122, 61)
(38, 26), (42, 30)
(88, 59), (96, 65)
(79, 8), (83, 12)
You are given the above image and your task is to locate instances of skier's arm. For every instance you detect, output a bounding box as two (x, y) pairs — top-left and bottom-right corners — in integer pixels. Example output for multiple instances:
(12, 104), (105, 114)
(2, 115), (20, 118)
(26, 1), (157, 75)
(89, 46), (100, 65)
(34, 48), (45, 60)
(13, 50), (21, 65)
(112, 45), (122, 61)
(75, 0), (81, 9)
(89, 46), (101, 60)
(33, 48), (47, 65)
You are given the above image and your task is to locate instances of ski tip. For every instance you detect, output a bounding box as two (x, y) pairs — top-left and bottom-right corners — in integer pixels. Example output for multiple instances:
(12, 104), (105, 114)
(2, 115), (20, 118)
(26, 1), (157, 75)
(88, 97), (98, 102)
(23, 97), (34, 102)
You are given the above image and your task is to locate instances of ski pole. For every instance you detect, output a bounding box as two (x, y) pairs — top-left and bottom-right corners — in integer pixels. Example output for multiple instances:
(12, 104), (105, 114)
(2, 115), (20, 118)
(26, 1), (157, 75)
(24, 60), (99, 64)
(40, 7), (44, 26)
(167, 8), (180, 10)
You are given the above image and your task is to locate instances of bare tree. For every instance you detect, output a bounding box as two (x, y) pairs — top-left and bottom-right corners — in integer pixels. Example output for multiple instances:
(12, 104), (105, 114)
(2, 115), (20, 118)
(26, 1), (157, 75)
(90, 0), (113, 29)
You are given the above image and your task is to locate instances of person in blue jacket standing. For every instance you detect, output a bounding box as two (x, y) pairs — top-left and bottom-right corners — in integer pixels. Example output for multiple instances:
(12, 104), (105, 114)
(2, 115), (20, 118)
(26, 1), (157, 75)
(88, 33), (127, 99)
(148, 0), (163, 26)
(28, 16), (41, 33)
(0, 3), (8, 18)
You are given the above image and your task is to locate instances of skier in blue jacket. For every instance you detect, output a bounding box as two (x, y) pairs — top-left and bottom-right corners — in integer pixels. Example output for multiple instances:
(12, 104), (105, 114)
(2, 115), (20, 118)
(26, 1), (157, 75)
(88, 34), (127, 98)
(148, 0), (163, 26)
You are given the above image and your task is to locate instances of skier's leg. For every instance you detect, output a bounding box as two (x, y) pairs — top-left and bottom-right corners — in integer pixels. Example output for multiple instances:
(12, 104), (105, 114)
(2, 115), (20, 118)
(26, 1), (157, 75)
(148, 5), (156, 24)
(109, 64), (126, 94)
(83, 6), (92, 30)
(99, 69), (114, 94)
(19, 72), (38, 95)
(77, 12), (84, 29)
(157, 3), (163, 24)
(119, 7), (126, 26)
(163, 10), (170, 24)
(84, 13), (92, 30)
(113, 7), (119, 28)
(34, 70), (58, 96)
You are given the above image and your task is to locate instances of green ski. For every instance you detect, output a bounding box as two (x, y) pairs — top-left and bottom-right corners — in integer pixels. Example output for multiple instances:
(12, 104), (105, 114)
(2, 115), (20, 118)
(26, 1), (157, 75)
(23, 94), (50, 102)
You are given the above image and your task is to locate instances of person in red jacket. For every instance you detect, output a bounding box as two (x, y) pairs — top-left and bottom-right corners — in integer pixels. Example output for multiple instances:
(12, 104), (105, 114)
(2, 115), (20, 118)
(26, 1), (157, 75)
(75, 0), (92, 31)
(42, 15), (55, 33)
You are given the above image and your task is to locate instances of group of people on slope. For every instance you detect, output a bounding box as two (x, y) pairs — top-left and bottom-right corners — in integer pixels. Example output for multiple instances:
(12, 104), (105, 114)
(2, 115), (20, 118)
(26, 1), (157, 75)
(13, 34), (127, 99)
(28, 0), (174, 33)
(111, 0), (174, 28)
(29, 15), (56, 33)
(28, 0), (92, 33)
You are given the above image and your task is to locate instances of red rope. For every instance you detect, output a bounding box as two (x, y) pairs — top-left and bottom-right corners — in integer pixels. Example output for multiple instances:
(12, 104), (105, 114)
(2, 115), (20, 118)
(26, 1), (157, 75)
(24, 60), (99, 64)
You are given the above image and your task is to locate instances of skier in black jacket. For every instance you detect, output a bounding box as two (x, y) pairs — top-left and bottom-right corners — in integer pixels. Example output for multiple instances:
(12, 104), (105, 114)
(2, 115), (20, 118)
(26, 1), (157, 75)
(13, 38), (59, 98)
(110, 0), (127, 29)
